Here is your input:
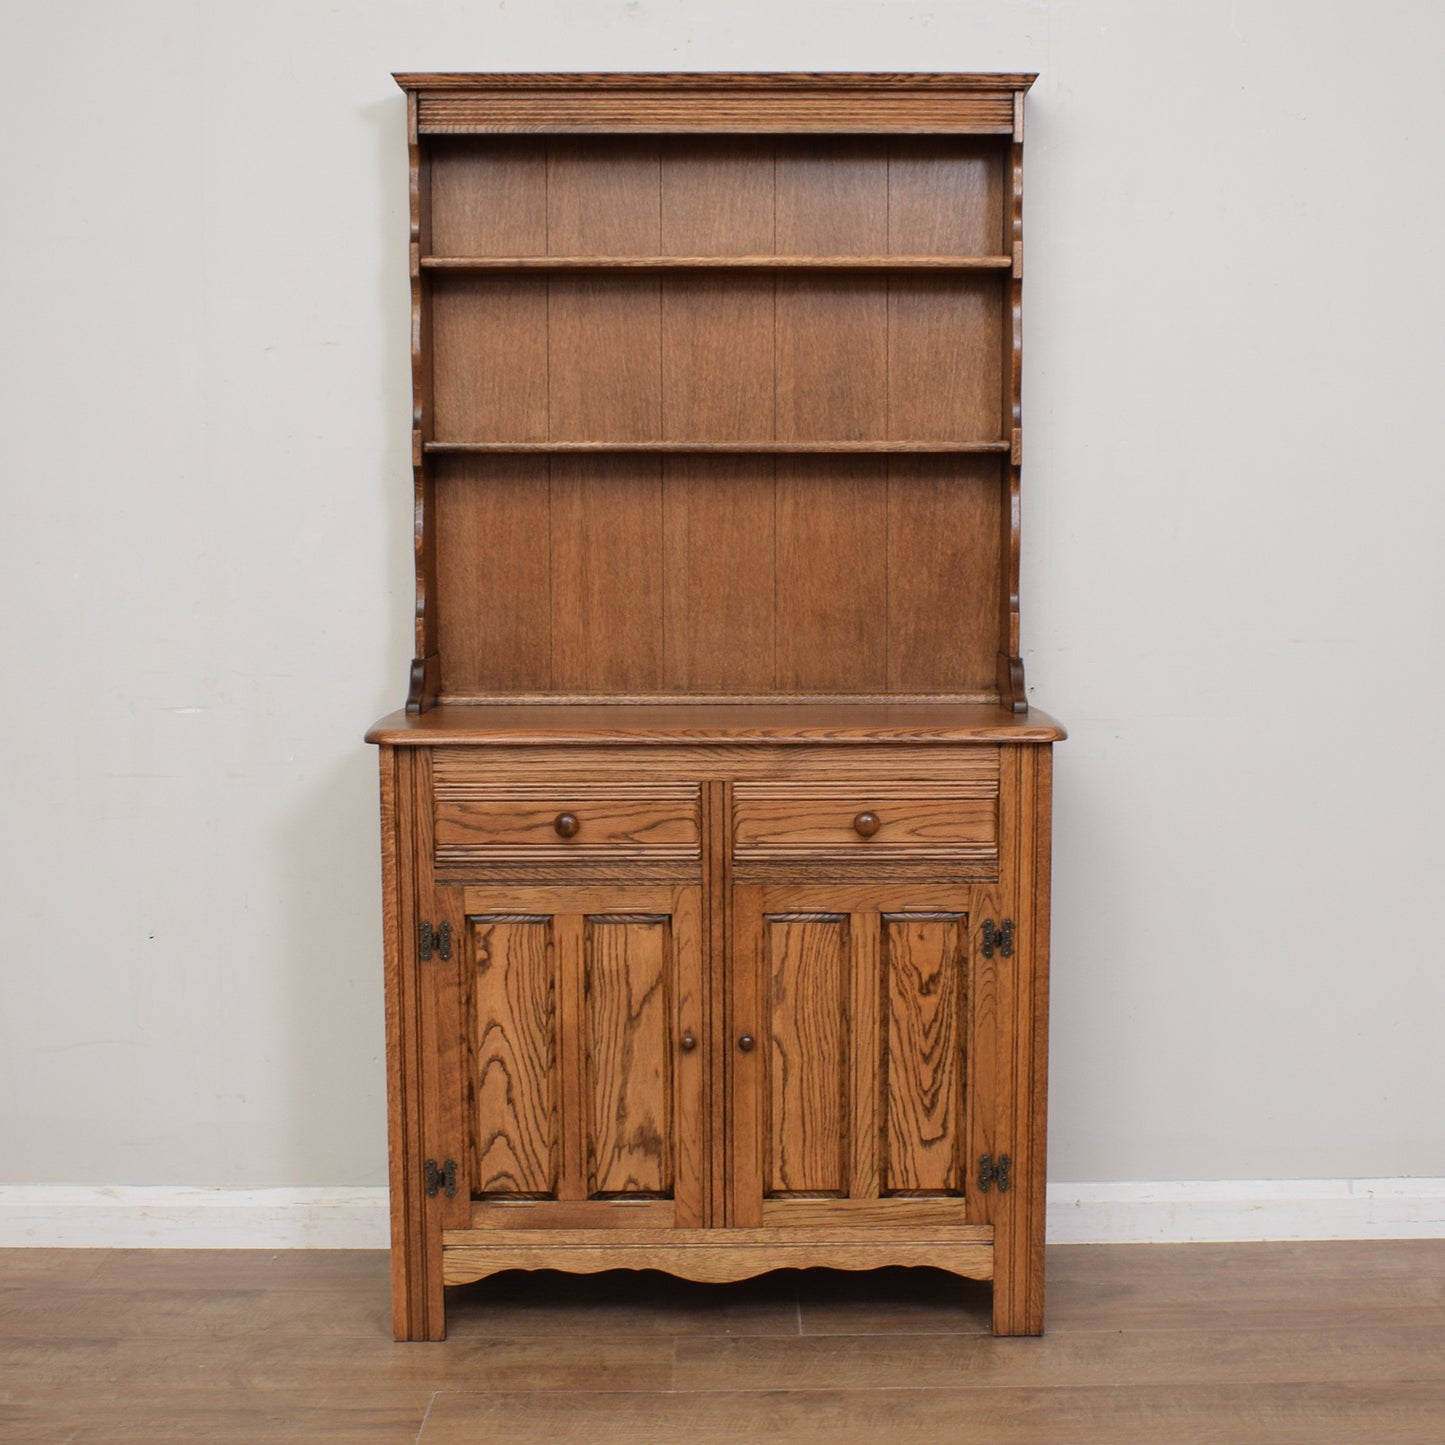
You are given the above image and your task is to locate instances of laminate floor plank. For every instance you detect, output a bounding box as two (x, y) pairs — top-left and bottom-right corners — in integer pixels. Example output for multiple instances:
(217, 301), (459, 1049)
(674, 1321), (1445, 1390)
(415, 1382), (1445, 1445)
(796, 1256), (1445, 1336)
(4, 1244), (1445, 1442)
(3, 1389), (436, 1445)
(0, 1285), (393, 1340)
(1, 1332), (673, 1393)
(0, 1248), (110, 1287)
(88, 1247), (390, 1292)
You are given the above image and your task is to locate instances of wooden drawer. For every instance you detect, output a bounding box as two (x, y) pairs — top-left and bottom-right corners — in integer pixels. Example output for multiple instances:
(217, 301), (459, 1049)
(732, 780), (998, 861)
(433, 780), (701, 862)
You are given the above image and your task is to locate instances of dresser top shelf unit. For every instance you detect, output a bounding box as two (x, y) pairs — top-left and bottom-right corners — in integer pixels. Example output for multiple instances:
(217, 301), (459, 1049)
(398, 71), (1036, 716)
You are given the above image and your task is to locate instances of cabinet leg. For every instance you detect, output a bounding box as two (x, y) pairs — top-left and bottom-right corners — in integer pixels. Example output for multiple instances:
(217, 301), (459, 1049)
(390, 1215), (446, 1341)
(991, 1238), (1045, 1336)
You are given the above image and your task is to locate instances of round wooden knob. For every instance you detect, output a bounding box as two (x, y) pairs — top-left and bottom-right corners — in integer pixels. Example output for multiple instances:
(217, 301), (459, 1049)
(852, 811), (881, 838)
(737, 1034), (755, 1053)
(553, 812), (580, 839)
(680, 1032), (697, 1052)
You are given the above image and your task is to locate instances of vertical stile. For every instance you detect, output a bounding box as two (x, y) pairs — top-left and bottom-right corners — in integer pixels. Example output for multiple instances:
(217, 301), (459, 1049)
(408, 90), (440, 710)
(997, 91), (1026, 711)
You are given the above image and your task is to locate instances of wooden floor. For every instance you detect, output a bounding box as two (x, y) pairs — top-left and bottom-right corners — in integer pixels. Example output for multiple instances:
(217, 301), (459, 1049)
(2, 1242), (1444, 1442)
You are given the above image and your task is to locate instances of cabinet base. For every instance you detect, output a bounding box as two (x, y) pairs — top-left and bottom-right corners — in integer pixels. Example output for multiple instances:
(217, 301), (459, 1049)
(440, 1225), (995, 1287)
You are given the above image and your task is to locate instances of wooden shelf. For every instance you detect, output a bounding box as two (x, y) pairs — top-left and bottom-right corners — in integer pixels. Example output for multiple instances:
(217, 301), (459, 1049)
(422, 254), (1013, 271)
(425, 440), (1012, 455)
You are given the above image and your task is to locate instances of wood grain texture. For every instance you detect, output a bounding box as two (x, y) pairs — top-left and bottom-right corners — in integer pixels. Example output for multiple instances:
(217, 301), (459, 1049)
(888, 139), (1007, 255)
(660, 275), (774, 441)
(889, 276), (1004, 440)
(428, 139), (547, 255)
(548, 456), (664, 690)
(585, 914), (673, 1195)
(441, 1230), (994, 1286)
(883, 912), (965, 1194)
(470, 913), (558, 1196)
(733, 782), (998, 858)
(434, 456), (551, 693)
(372, 705), (1066, 746)
(430, 276), (547, 442)
(660, 139), (774, 255)
(765, 914), (849, 1195)
(773, 457), (888, 689)
(434, 781), (700, 859)
(661, 457), (776, 692)
(424, 254), (1014, 270)
(546, 141), (662, 253)
(775, 278), (887, 440)
(887, 457), (1004, 693)
(546, 277), (661, 442)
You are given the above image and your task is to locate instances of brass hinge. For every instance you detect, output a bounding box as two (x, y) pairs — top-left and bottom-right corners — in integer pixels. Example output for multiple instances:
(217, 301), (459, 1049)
(981, 919), (1014, 959)
(424, 1158), (458, 1199)
(418, 920), (451, 962)
(978, 1153), (1012, 1193)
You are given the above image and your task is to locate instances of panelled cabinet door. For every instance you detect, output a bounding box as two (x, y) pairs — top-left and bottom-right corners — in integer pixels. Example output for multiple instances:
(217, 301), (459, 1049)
(434, 882), (707, 1230)
(729, 882), (1001, 1229)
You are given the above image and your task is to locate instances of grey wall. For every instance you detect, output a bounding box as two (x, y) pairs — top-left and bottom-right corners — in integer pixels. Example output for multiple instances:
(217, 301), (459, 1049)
(3, 0), (1442, 1187)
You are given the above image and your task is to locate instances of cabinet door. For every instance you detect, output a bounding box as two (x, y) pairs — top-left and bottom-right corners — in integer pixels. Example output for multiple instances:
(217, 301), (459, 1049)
(729, 882), (998, 1228)
(433, 882), (708, 1230)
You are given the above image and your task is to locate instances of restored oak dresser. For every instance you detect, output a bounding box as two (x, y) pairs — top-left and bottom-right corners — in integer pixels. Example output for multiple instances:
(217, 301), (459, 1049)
(367, 71), (1063, 1340)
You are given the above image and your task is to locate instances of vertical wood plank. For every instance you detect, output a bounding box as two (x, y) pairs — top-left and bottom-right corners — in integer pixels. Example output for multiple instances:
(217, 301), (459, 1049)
(729, 884), (765, 1228)
(887, 139), (1006, 255)
(549, 456), (665, 691)
(775, 277), (887, 441)
(547, 276), (662, 442)
(433, 882), (471, 1229)
(774, 457), (888, 690)
(555, 911), (587, 1203)
(471, 914), (558, 1195)
(998, 115), (1026, 710)
(883, 912), (965, 1194)
(584, 915), (673, 1196)
(429, 140), (548, 255)
(395, 747), (445, 1338)
(661, 139), (775, 254)
(766, 914), (849, 1194)
(701, 784), (729, 1227)
(661, 275), (774, 441)
(888, 277), (1004, 441)
(886, 457), (1003, 693)
(380, 747), (426, 1339)
(547, 141), (662, 253)
(671, 883), (708, 1228)
(662, 457), (776, 693)
(431, 277), (548, 441)
(848, 911), (880, 1200)
(434, 457), (552, 694)
(775, 141), (888, 254)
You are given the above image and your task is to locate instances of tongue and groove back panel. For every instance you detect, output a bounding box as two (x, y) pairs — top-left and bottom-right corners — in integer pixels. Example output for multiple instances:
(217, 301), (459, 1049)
(415, 132), (1018, 702)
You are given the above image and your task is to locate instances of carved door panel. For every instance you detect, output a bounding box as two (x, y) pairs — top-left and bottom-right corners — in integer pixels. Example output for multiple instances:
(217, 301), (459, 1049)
(433, 882), (707, 1230)
(729, 882), (1002, 1229)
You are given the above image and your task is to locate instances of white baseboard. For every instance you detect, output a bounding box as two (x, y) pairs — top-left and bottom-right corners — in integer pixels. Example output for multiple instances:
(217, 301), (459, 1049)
(1, 1180), (1441, 1249)
(1047, 1178), (1445, 1244)
(0, 1187), (390, 1249)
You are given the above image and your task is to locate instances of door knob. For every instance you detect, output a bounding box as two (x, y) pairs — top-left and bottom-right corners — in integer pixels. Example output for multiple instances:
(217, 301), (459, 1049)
(737, 1034), (755, 1052)
(680, 1032), (697, 1052)
(553, 812), (580, 838)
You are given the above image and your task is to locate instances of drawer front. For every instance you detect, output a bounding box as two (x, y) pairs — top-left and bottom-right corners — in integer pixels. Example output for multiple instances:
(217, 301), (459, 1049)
(434, 781), (701, 862)
(733, 780), (998, 861)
